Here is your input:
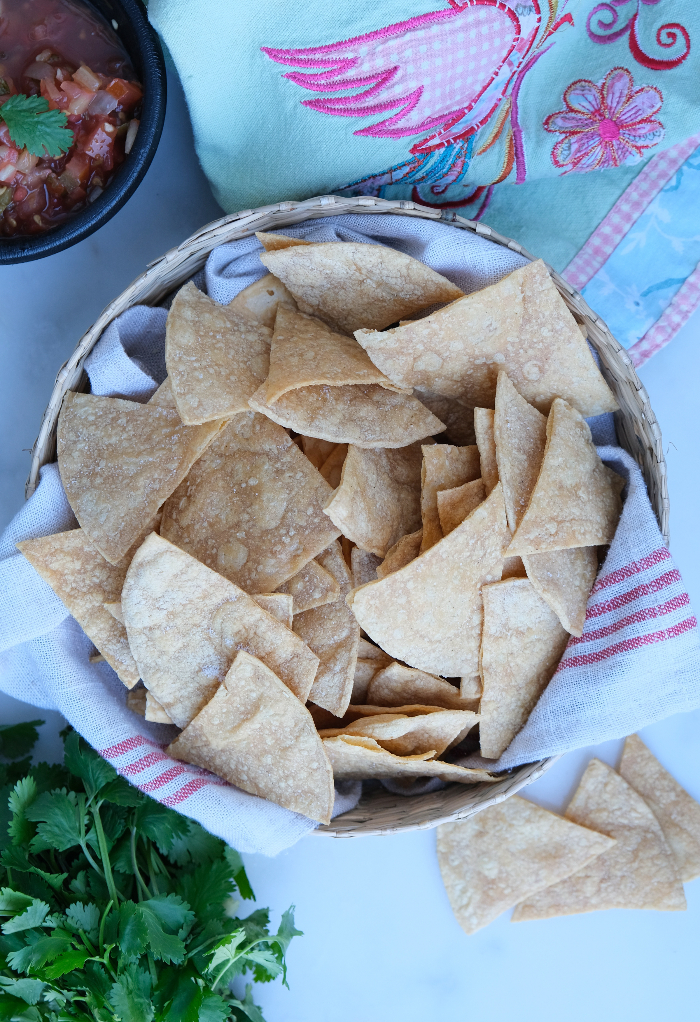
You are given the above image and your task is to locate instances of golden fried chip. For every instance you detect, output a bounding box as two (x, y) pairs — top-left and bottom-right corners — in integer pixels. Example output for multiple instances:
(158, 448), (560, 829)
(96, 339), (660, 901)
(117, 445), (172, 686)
(275, 558), (340, 612)
(420, 444), (481, 552)
(57, 389), (224, 565)
(227, 273), (297, 328)
(367, 662), (477, 711)
(479, 578), (569, 759)
(168, 651), (334, 824)
(264, 306), (402, 404)
(355, 260), (618, 417)
(620, 734), (700, 883)
(437, 479), (485, 536)
(160, 412), (340, 593)
(299, 435), (337, 469)
(350, 659), (380, 704)
(165, 282), (272, 425)
(348, 703), (448, 718)
(523, 547), (598, 636)
(512, 760), (686, 919)
(103, 601), (124, 624)
(501, 556), (526, 579)
(122, 534), (319, 727)
(294, 541), (360, 717)
(375, 528), (423, 579)
(126, 688), (147, 716)
(255, 231), (312, 252)
(357, 638), (393, 664)
(494, 372), (547, 534)
(248, 381), (444, 449)
(350, 547), (382, 589)
(252, 594), (294, 629)
(460, 676), (482, 701)
(349, 483), (509, 677)
(474, 408), (498, 495)
(509, 399), (624, 555)
(323, 735), (497, 783)
(260, 242), (463, 335)
(145, 691), (174, 724)
(18, 519), (160, 688)
(320, 708), (477, 757)
(324, 443), (425, 558)
(319, 444), (347, 488)
(437, 796), (615, 935)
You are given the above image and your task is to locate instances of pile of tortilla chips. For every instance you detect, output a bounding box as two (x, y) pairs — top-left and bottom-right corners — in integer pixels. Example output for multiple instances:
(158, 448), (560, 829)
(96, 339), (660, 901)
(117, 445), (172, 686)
(438, 735), (700, 933)
(19, 232), (623, 826)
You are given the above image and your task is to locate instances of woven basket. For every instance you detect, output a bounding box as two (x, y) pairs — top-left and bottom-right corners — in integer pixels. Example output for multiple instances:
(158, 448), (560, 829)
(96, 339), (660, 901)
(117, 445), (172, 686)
(27, 195), (668, 839)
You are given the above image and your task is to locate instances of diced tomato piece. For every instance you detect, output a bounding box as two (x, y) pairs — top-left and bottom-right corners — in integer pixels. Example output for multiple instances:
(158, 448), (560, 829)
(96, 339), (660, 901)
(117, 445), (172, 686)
(63, 152), (90, 184)
(13, 185), (28, 203)
(80, 122), (114, 161)
(41, 76), (67, 110)
(105, 77), (142, 109)
(60, 80), (94, 116)
(0, 144), (18, 164)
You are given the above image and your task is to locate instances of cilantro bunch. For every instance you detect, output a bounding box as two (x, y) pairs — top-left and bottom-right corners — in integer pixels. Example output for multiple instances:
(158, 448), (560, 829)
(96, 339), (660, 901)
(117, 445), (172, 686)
(0, 721), (300, 1021)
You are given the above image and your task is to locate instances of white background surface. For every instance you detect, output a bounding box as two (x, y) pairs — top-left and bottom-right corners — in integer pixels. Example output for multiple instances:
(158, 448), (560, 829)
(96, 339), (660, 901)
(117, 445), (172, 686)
(1, 69), (699, 1022)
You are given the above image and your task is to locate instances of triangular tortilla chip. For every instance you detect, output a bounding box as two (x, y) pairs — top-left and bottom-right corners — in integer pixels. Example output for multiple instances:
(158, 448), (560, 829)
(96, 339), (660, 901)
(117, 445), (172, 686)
(367, 662), (478, 711)
(160, 412), (339, 593)
(437, 795), (615, 935)
(226, 273), (297, 328)
(474, 408), (498, 495)
(248, 380), (444, 449)
(620, 734), (700, 882)
(17, 522), (160, 687)
(104, 601), (124, 624)
(355, 260), (618, 417)
(168, 651), (334, 824)
(299, 435), (337, 469)
(350, 659), (380, 704)
(126, 688), (146, 716)
(165, 281), (272, 425)
(437, 478), (485, 536)
(319, 444), (347, 488)
(256, 231), (312, 252)
(420, 444), (481, 551)
(260, 242), (463, 335)
(324, 442), (425, 558)
(509, 399), (624, 555)
(320, 708), (478, 757)
(479, 578), (569, 759)
(276, 557), (340, 612)
(122, 534), (319, 727)
(264, 306), (403, 404)
(460, 676), (482, 701)
(252, 593), (293, 629)
(323, 735), (497, 783)
(350, 547), (382, 589)
(357, 638), (393, 664)
(57, 390), (224, 565)
(349, 483), (510, 677)
(294, 541), (360, 717)
(512, 760), (686, 919)
(375, 528), (423, 579)
(494, 371), (547, 534)
(145, 691), (174, 724)
(523, 547), (598, 636)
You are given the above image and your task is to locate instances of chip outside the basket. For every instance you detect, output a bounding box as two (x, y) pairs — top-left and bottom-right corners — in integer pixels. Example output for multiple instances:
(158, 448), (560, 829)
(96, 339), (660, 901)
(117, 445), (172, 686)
(420, 444), (481, 552)
(168, 651), (334, 824)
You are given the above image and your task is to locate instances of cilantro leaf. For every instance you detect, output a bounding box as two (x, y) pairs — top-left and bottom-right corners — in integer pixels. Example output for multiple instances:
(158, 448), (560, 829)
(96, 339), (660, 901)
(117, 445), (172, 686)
(228, 984), (267, 1022)
(161, 974), (205, 1022)
(138, 903), (186, 964)
(1, 844), (68, 892)
(25, 791), (82, 852)
(1, 899), (50, 934)
(167, 820), (224, 868)
(99, 776), (144, 808)
(65, 902), (100, 944)
(0, 889), (34, 915)
(118, 901), (148, 962)
(63, 733), (116, 800)
(224, 847), (254, 901)
(42, 947), (91, 980)
(6, 934), (73, 974)
(108, 963), (153, 1022)
(0, 95), (74, 157)
(0, 722), (43, 762)
(7, 777), (38, 847)
(199, 990), (232, 1022)
(0, 975), (45, 1005)
(141, 894), (194, 938)
(134, 800), (190, 855)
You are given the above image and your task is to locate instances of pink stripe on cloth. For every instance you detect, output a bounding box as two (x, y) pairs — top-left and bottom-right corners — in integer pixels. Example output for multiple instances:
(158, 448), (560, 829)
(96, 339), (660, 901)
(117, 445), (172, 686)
(587, 569), (682, 619)
(568, 594), (691, 647)
(163, 777), (211, 806)
(562, 133), (700, 290)
(628, 261), (700, 367)
(591, 547), (671, 594)
(557, 616), (698, 670)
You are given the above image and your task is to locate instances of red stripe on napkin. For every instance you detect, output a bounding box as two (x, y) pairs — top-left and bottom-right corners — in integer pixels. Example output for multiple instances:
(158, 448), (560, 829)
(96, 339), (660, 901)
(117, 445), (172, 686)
(557, 616), (697, 670)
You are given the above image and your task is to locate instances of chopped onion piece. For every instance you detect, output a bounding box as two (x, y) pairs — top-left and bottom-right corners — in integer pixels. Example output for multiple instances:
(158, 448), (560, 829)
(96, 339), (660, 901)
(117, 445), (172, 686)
(124, 118), (139, 154)
(88, 90), (119, 115)
(73, 64), (101, 91)
(23, 61), (56, 81)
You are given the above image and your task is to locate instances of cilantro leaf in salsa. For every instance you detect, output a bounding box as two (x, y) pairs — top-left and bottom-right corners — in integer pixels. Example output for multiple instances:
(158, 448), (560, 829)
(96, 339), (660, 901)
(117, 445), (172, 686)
(0, 94), (74, 157)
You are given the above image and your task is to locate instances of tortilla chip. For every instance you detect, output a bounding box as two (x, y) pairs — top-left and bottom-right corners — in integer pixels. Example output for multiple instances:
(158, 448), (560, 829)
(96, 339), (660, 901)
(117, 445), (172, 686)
(501, 555), (526, 579)
(324, 442), (425, 558)
(367, 662), (477, 711)
(294, 541), (360, 717)
(494, 372), (547, 534)
(357, 638), (393, 664)
(474, 408), (498, 495)
(320, 708), (478, 757)
(276, 558), (340, 612)
(414, 390), (476, 447)
(437, 796), (615, 935)
(17, 520), (160, 688)
(252, 594), (294, 629)
(122, 534), (319, 727)
(260, 242), (463, 335)
(57, 389), (224, 565)
(350, 547), (382, 589)
(420, 444), (481, 552)
(376, 528), (423, 579)
(509, 399), (624, 555)
(160, 412), (340, 593)
(479, 578), (568, 759)
(165, 281), (272, 425)
(351, 659), (380, 704)
(512, 760), (686, 919)
(227, 273), (297, 329)
(319, 444), (347, 488)
(460, 676), (482, 701)
(620, 734), (700, 883)
(264, 306), (402, 405)
(145, 691), (174, 724)
(168, 651), (334, 824)
(126, 688), (147, 716)
(248, 380), (444, 449)
(104, 601), (124, 624)
(255, 230), (312, 252)
(355, 260), (618, 417)
(437, 479), (485, 536)
(323, 735), (497, 783)
(299, 435), (337, 470)
(523, 547), (598, 636)
(349, 483), (509, 677)
(348, 703), (448, 718)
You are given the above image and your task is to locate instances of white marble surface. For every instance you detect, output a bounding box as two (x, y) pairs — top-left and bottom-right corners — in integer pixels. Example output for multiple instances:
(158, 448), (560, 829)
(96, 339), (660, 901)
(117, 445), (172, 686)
(1, 70), (698, 1021)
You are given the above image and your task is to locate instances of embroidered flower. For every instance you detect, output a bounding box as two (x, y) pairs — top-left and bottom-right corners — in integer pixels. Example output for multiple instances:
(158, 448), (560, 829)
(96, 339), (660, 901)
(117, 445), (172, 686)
(544, 67), (664, 173)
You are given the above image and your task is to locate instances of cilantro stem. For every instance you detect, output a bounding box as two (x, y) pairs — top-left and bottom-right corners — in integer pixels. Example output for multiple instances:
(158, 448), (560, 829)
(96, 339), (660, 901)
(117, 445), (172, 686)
(79, 928), (96, 955)
(77, 793), (105, 881)
(148, 845), (160, 896)
(98, 899), (113, 954)
(92, 801), (120, 906)
(130, 827), (151, 901)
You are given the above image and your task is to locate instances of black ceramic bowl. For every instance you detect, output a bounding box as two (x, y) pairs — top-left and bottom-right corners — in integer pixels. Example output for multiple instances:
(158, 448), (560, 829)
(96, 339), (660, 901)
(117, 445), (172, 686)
(0, 0), (166, 264)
